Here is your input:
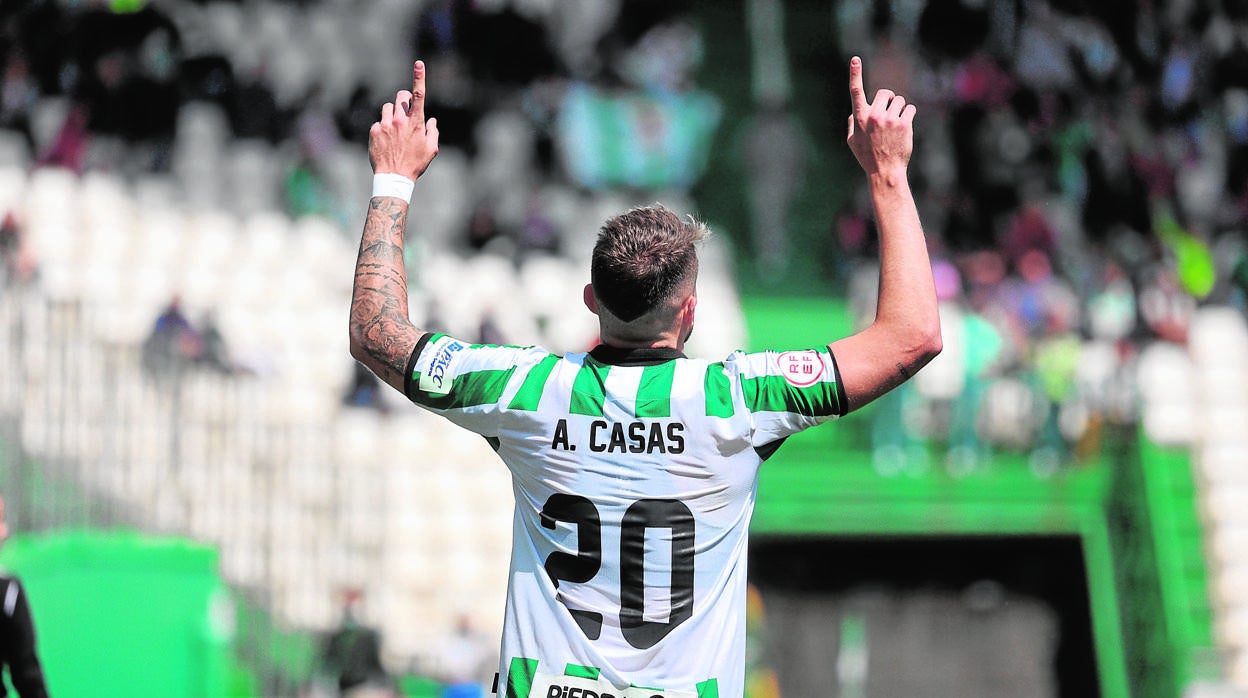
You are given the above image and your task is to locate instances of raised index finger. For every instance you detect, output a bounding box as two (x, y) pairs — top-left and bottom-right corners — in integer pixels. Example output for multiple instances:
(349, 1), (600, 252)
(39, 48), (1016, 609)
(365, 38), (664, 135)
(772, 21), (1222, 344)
(411, 60), (427, 124)
(849, 56), (868, 118)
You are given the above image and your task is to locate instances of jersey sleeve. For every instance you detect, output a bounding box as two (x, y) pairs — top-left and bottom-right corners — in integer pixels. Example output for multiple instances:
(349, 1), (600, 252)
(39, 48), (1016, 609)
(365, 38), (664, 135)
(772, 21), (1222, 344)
(404, 333), (549, 437)
(726, 346), (848, 448)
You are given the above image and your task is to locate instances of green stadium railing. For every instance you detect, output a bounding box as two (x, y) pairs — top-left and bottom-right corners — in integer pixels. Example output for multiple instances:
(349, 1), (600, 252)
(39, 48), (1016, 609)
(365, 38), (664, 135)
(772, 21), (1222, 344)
(1110, 435), (1218, 697)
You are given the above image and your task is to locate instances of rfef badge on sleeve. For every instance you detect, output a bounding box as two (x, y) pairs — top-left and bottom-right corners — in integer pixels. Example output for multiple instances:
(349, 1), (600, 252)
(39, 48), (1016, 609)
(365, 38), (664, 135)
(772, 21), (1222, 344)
(777, 350), (822, 388)
(529, 672), (696, 698)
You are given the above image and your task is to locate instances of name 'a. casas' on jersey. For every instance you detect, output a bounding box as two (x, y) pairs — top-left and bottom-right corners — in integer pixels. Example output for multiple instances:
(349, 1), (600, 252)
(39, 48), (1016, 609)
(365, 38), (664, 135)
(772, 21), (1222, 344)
(549, 418), (686, 454)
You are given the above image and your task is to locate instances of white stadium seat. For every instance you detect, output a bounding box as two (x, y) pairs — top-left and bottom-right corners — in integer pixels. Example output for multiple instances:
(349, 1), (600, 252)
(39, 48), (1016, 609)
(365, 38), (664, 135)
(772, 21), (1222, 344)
(1190, 307), (1248, 362)
(0, 129), (30, 170)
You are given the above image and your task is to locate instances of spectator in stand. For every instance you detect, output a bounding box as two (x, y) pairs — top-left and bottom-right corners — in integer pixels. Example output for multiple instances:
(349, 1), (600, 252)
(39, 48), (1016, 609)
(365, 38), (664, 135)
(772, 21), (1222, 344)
(66, 3), (182, 169)
(515, 188), (561, 256)
(0, 50), (38, 152)
(35, 103), (89, 174)
(1139, 265), (1196, 344)
(915, 258), (1005, 473)
(342, 362), (390, 415)
(0, 212), (18, 281)
(1231, 249), (1248, 312)
(339, 84), (379, 144)
(141, 295), (202, 378)
(0, 211), (35, 287)
(463, 200), (506, 253)
(1031, 301), (1083, 473)
(4, 1), (68, 98)
(195, 310), (237, 375)
(321, 588), (394, 698)
(476, 309), (504, 346)
(229, 63), (287, 143)
(284, 154), (333, 220)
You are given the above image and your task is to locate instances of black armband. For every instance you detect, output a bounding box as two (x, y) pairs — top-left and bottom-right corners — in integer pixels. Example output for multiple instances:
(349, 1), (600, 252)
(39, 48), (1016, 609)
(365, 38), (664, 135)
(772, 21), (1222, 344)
(828, 349), (849, 417)
(403, 333), (433, 399)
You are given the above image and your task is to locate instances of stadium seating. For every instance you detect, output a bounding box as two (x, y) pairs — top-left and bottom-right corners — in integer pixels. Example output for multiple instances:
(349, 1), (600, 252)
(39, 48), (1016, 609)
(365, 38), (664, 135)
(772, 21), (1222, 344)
(4, 1), (1246, 690)
(1179, 307), (1248, 678)
(0, 129), (31, 171)
(0, 160), (745, 671)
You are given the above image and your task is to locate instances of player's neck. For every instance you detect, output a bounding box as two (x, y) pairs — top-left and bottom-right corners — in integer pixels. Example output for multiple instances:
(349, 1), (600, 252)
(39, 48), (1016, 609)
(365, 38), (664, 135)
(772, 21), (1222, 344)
(598, 336), (682, 351)
(597, 329), (684, 352)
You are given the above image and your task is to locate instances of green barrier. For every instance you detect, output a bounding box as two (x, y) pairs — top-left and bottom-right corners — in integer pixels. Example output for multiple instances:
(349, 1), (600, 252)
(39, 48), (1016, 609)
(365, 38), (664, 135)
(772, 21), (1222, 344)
(0, 530), (234, 698)
(398, 674), (444, 698)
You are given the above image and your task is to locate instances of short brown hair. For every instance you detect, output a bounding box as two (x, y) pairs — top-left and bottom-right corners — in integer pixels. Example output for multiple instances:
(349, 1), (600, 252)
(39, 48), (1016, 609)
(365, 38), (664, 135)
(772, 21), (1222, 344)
(590, 205), (709, 322)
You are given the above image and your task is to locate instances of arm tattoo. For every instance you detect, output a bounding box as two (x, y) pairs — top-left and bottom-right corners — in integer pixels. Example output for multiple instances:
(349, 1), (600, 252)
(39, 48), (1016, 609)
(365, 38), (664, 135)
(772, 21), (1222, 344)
(896, 362), (911, 379)
(350, 197), (420, 387)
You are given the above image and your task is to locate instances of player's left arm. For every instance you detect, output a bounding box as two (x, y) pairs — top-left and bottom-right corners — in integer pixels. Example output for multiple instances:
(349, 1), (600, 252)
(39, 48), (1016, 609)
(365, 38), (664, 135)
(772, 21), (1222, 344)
(349, 60), (441, 393)
(828, 57), (941, 414)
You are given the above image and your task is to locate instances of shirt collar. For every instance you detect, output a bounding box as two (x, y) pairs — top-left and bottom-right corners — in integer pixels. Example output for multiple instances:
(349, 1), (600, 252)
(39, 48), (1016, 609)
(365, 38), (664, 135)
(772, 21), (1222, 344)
(588, 344), (686, 366)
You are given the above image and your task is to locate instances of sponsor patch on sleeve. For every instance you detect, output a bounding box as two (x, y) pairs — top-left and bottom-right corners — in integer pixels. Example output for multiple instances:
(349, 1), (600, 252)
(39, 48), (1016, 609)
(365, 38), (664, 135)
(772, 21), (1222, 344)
(418, 335), (466, 395)
(776, 350), (823, 388)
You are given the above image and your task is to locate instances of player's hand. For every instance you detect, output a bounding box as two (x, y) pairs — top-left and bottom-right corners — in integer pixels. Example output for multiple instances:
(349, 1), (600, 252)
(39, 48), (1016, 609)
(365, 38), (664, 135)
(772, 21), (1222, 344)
(846, 56), (915, 177)
(369, 60), (440, 180)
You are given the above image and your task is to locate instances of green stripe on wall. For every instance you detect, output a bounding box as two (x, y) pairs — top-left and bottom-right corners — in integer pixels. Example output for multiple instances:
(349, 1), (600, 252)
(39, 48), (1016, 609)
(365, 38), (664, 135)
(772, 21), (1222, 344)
(636, 362), (676, 418)
(508, 354), (560, 411)
(570, 358), (608, 417)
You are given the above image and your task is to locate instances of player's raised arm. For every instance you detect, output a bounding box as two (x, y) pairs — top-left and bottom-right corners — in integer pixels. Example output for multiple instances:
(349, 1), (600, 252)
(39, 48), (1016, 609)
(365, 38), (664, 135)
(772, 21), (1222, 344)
(828, 56), (941, 413)
(348, 60), (441, 393)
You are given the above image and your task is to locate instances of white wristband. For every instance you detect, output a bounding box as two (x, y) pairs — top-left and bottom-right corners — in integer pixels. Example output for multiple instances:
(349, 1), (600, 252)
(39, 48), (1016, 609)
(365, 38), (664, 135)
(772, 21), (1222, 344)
(371, 173), (415, 202)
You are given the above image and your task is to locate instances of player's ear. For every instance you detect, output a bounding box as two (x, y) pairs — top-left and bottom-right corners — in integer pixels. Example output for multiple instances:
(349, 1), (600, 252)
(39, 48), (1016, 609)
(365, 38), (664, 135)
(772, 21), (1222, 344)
(682, 293), (697, 327)
(583, 284), (599, 316)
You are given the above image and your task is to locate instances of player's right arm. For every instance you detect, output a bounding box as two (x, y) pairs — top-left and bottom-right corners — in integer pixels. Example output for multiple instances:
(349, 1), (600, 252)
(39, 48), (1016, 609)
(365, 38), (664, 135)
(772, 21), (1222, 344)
(828, 57), (942, 413)
(349, 60), (440, 393)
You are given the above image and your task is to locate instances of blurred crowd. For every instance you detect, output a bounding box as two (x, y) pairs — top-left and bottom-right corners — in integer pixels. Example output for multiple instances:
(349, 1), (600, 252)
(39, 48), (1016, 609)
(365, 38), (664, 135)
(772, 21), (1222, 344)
(831, 0), (1248, 474)
(0, 0), (719, 240)
(3, 0), (1248, 472)
(0, 0), (724, 431)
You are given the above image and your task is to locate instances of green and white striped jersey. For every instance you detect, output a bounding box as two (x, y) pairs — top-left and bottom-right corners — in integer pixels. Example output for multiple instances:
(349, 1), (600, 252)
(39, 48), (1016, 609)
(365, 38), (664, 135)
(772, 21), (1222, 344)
(405, 333), (847, 698)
